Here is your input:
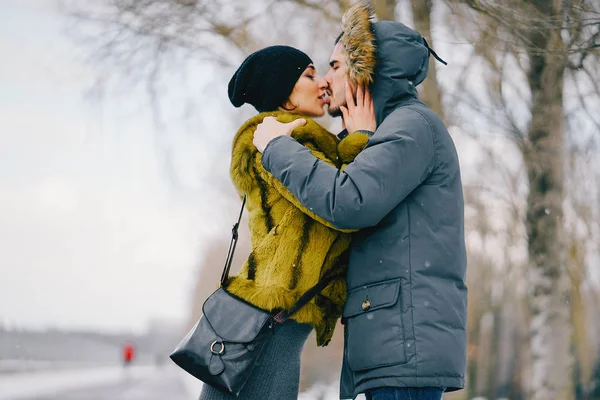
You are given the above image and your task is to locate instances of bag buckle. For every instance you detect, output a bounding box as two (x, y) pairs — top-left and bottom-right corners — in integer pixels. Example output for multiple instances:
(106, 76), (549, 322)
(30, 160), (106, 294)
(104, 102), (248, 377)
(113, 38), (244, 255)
(210, 340), (225, 355)
(273, 310), (288, 324)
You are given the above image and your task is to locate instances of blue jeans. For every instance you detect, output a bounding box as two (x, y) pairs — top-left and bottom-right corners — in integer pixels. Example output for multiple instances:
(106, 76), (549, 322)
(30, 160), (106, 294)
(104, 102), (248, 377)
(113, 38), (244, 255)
(365, 387), (445, 400)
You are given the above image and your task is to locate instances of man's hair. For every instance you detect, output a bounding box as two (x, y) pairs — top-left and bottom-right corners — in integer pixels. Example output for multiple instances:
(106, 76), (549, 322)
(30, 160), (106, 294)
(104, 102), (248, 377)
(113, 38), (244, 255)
(335, 31), (343, 45)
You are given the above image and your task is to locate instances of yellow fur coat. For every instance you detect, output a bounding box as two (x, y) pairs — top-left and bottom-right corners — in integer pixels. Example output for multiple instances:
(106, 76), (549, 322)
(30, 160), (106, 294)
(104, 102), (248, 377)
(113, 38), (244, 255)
(226, 111), (370, 346)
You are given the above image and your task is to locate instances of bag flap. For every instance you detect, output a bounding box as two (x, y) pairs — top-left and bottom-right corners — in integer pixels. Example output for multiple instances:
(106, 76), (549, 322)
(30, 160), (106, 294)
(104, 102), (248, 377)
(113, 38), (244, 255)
(343, 279), (401, 318)
(202, 288), (272, 342)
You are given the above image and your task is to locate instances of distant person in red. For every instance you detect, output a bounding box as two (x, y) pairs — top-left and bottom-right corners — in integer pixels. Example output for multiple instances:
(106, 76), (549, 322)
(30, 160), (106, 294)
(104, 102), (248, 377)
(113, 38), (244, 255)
(122, 342), (135, 367)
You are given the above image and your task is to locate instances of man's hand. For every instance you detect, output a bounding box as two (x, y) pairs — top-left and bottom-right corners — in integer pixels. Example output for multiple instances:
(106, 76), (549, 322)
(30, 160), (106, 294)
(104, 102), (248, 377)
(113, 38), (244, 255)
(339, 83), (376, 134)
(253, 117), (306, 153)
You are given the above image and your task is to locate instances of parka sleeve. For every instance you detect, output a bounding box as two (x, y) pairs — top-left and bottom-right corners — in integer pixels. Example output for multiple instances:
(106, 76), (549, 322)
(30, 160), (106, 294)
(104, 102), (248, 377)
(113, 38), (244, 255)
(255, 152), (358, 233)
(260, 109), (435, 230)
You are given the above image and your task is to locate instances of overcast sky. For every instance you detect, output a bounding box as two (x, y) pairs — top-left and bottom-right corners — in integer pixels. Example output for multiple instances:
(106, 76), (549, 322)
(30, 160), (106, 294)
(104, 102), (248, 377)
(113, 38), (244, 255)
(0, 0), (245, 333)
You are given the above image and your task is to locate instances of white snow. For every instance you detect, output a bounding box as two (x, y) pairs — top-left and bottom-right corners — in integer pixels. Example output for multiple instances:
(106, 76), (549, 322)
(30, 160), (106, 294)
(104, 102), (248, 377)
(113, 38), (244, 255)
(0, 365), (157, 400)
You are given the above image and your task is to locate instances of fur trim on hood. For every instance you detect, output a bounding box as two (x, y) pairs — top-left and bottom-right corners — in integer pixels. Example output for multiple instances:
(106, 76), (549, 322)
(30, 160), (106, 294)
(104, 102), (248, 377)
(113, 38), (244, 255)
(340, 1), (377, 87)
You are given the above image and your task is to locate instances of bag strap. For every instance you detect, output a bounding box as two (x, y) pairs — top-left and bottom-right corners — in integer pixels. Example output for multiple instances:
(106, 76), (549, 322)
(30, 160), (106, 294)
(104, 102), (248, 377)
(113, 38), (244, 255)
(220, 195), (246, 287)
(273, 270), (343, 324)
(221, 195), (343, 324)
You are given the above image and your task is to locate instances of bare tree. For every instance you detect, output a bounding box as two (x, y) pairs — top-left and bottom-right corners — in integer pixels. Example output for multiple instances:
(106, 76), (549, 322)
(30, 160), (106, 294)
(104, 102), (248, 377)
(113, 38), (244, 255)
(64, 0), (349, 198)
(565, 144), (600, 396)
(410, 0), (446, 120)
(444, 1), (600, 398)
(372, 0), (396, 20)
(64, 0), (348, 90)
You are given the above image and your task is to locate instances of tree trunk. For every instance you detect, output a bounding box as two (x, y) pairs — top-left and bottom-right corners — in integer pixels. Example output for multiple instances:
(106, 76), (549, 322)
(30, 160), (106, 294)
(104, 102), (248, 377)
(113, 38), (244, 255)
(569, 239), (594, 397)
(410, 0), (446, 121)
(372, 0), (396, 21)
(496, 302), (518, 399)
(475, 311), (494, 396)
(524, 2), (573, 399)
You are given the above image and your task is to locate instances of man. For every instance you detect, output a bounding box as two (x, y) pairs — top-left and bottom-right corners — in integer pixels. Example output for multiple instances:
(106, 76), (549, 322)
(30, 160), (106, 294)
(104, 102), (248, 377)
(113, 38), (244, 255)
(253, 2), (467, 400)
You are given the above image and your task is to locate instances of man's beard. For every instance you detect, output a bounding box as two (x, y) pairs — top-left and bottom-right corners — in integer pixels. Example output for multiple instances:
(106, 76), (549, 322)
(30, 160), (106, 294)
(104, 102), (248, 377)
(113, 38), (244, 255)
(327, 92), (346, 118)
(328, 106), (343, 117)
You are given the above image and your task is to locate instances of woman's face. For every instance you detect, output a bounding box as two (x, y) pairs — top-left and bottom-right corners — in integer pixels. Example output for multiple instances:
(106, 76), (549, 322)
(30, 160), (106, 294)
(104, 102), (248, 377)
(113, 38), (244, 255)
(280, 65), (329, 117)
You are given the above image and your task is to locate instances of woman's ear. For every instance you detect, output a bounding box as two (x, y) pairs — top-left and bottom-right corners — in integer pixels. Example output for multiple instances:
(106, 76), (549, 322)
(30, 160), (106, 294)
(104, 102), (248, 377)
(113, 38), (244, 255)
(278, 99), (298, 112)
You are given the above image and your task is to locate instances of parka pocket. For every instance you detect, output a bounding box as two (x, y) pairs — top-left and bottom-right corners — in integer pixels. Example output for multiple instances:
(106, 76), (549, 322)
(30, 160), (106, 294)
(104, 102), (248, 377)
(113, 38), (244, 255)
(342, 279), (406, 371)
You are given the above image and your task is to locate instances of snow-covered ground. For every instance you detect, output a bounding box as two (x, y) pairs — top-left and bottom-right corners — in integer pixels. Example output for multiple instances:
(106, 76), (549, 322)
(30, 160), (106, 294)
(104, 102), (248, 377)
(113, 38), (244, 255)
(177, 371), (367, 400)
(0, 359), (117, 374)
(299, 382), (366, 400)
(0, 365), (157, 399)
(0, 363), (365, 400)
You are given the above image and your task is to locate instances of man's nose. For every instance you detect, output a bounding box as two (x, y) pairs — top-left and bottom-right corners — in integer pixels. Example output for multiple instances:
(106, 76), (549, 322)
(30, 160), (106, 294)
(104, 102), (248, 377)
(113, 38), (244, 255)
(316, 75), (328, 89)
(324, 70), (333, 85)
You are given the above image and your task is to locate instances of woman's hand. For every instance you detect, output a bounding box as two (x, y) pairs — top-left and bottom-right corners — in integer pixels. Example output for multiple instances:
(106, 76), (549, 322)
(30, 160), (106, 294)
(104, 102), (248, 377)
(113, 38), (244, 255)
(253, 117), (306, 153)
(340, 82), (376, 134)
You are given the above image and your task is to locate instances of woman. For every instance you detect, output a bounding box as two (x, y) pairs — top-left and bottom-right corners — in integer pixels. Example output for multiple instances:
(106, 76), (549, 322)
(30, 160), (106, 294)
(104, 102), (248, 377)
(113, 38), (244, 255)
(199, 45), (373, 400)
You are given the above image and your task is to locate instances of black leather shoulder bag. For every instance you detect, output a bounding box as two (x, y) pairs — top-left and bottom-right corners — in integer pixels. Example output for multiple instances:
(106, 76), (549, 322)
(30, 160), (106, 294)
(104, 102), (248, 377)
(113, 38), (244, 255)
(170, 196), (340, 397)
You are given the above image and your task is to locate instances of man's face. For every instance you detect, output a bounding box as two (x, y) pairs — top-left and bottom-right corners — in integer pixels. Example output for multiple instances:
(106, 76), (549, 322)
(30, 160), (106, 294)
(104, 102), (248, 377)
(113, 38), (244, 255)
(324, 42), (349, 117)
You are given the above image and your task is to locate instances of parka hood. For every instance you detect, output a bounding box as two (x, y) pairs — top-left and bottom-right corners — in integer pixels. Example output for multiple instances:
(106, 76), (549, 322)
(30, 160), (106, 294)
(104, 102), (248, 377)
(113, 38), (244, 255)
(339, 1), (433, 124)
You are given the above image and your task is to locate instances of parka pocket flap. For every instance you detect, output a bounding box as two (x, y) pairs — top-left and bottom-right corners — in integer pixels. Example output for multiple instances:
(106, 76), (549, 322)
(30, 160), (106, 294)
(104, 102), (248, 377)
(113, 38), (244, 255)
(202, 288), (272, 343)
(343, 279), (401, 318)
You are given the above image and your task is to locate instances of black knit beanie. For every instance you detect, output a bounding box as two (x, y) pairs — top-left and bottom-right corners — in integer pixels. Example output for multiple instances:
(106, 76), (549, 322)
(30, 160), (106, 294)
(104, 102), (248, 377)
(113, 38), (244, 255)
(228, 45), (313, 113)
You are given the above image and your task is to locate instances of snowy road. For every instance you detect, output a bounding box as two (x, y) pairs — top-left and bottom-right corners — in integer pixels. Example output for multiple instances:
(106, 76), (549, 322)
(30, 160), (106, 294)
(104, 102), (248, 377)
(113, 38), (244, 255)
(0, 363), (356, 400)
(0, 364), (202, 400)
